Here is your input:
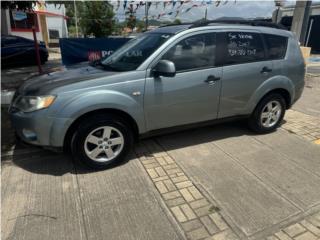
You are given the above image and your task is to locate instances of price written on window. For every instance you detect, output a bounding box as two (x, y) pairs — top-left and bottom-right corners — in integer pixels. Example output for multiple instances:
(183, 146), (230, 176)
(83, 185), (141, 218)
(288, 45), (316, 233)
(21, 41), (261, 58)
(227, 33), (257, 57)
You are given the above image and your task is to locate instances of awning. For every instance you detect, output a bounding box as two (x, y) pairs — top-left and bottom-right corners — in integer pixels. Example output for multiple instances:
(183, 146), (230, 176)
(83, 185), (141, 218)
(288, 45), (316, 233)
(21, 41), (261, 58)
(34, 10), (68, 20)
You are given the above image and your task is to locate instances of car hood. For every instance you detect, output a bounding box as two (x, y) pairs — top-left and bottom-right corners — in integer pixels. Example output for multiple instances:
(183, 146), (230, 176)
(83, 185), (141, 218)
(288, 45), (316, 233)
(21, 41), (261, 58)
(19, 63), (119, 96)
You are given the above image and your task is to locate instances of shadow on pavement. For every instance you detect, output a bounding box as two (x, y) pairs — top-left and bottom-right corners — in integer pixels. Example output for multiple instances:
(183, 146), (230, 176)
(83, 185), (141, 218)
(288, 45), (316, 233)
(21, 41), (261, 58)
(151, 120), (274, 154)
(8, 120), (276, 176)
(9, 143), (136, 176)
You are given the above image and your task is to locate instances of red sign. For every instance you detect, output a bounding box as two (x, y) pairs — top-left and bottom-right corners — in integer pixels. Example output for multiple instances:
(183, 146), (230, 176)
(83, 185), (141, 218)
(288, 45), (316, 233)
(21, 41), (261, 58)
(88, 51), (102, 62)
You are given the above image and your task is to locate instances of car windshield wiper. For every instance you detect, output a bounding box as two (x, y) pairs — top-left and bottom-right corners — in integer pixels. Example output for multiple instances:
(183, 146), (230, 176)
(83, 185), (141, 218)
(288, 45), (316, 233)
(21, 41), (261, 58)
(89, 59), (103, 67)
(90, 58), (127, 72)
(89, 59), (119, 71)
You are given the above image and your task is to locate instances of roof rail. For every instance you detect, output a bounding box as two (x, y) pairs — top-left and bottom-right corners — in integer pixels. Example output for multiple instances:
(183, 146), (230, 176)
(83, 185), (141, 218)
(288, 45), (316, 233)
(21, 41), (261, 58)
(158, 22), (193, 28)
(189, 19), (287, 30)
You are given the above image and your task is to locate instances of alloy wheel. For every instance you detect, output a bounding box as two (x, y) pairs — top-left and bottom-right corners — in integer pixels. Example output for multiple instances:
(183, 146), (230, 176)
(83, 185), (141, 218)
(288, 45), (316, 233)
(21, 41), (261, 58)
(84, 126), (124, 162)
(260, 100), (282, 128)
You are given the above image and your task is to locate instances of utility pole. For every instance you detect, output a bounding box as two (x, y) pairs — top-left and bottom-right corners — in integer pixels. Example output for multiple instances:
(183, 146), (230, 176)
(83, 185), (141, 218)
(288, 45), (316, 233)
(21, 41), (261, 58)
(291, 0), (312, 45)
(32, 13), (42, 74)
(145, 1), (149, 31)
(274, 0), (284, 23)
(74, 0), (79, 37)
(204, 6), (208, 20)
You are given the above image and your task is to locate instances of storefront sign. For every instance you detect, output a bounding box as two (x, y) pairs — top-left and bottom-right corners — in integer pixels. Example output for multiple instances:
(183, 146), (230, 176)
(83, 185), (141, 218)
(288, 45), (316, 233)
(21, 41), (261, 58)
(12, 11), (27, 21)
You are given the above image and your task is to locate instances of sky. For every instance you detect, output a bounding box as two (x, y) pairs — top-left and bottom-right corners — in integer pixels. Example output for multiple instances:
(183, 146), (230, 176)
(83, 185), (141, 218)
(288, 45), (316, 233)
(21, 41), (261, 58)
(111, 0), (298, 22)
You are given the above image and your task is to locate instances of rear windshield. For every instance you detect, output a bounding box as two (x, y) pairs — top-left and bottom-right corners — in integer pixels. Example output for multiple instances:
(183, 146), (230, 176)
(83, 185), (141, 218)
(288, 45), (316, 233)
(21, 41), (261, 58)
(263, 34), (288, 60)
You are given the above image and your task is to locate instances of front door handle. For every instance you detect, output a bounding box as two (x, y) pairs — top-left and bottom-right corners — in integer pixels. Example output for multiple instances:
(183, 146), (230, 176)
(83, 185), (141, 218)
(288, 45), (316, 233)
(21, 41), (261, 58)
(261, 66), (272, 74)
(204, 75), (220, 85)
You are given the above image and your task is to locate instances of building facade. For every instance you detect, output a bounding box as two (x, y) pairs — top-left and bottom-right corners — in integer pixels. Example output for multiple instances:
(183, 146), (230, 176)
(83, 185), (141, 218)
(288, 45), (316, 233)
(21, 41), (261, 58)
(1, 2), (68, 47)
(277, 2), (320, 53)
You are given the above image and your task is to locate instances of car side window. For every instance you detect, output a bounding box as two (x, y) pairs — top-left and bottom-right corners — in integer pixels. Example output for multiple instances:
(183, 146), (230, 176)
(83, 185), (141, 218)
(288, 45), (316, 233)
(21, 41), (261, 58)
(224, 32), (265, 65)
(161, 33), (216, 72)
(263, 34), (288, 60)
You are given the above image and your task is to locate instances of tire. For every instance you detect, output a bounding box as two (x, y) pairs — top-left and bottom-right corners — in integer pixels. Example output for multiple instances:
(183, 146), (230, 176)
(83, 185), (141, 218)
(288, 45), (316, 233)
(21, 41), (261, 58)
(71, 114), (133, 170)
(40, 53), (48, 65)
(248, 93), (286, 134)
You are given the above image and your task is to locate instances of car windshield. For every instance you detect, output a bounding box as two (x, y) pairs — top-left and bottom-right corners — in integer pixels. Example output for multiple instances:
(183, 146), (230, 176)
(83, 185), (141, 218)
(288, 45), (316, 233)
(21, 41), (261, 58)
(101, 33), (172, 71)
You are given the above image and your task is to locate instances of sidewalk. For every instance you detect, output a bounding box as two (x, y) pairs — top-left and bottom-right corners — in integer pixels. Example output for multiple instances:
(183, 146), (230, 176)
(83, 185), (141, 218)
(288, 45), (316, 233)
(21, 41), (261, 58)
(1, 60), (320, 240)
(1, 149), (184, 240)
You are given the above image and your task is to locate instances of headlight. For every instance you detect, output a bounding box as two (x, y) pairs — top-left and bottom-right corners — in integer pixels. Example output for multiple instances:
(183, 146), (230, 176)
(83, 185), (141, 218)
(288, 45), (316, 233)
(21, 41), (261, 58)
(13, 95), (56, 113)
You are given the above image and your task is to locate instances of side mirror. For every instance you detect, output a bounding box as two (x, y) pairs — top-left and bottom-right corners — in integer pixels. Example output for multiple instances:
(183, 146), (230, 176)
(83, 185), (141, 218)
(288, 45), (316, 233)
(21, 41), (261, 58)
(153, 60), (176, 78)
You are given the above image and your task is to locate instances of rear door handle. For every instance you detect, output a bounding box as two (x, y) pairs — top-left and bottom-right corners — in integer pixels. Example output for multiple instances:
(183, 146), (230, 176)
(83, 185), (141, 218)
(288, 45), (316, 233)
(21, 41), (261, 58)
(261, 66), (272, 74)
(204, 75), (220, 85)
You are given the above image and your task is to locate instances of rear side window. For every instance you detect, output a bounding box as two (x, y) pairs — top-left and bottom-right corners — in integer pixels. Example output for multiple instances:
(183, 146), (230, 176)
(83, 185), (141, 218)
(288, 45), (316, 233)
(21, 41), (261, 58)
(264, 34), (288, 60)
(224, 32), (265, 65)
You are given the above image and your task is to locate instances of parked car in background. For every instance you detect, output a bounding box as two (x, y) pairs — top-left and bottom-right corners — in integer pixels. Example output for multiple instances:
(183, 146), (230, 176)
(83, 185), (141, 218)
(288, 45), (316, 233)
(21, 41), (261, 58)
(1, 35), (48, 68)
(9, 21), (305, 169)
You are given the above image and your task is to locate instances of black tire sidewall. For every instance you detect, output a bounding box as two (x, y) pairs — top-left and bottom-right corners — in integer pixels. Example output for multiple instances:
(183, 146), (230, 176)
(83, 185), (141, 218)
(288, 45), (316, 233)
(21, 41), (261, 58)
(72, 115), (133, 169)
(249, 93), (286, 133)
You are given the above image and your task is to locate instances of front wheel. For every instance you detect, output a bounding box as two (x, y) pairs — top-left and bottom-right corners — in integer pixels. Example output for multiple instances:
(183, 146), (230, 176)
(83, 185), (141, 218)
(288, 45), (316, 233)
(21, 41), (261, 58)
(71, 114), (133, 169)
(248, 93), (286, 133)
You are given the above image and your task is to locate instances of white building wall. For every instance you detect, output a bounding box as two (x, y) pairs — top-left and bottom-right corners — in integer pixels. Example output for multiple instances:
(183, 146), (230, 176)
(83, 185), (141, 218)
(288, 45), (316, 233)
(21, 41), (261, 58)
(2, 9), (43, 41)
(46, 4), (68, 42)
(1, 4), (67, 42)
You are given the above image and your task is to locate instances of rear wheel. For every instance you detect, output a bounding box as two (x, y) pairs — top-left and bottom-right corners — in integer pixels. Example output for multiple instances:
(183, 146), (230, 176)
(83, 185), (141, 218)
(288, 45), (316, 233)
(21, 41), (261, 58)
(249, 93), (286, 133)
(71, 114), (133, 169)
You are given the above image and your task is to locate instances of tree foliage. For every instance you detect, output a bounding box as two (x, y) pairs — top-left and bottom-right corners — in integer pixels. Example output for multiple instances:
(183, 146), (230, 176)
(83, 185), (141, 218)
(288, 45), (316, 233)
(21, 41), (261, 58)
(173, 18), (182, 24)
(136, 20), (145, 32)
(2, 1), (115, 38)
(77, 1), (114, 37)
(125, 5), (136, 32)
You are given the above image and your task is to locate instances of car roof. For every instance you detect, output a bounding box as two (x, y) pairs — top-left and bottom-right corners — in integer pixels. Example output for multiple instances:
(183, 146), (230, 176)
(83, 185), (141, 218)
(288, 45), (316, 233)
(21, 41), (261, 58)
(149, 22), (292, 38)
(2, 34), (32, 41)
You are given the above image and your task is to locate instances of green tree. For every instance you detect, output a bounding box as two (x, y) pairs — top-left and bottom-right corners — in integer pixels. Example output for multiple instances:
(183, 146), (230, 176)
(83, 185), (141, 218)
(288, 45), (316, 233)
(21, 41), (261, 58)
(78, 1), (115, 37)
(136, 20), (145, 33)
(126, 15), (136, 32)
(173, 18), (182, 25)
(125, 4), (136, 32)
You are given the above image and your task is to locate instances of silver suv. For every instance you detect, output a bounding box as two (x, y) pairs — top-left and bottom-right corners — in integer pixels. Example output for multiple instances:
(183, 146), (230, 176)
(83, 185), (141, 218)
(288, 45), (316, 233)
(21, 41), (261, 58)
(10, 21), (305, 169)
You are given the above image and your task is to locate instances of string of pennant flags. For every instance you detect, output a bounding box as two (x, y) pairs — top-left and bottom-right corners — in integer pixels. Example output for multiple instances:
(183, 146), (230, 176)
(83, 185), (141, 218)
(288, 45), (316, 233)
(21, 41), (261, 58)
(114, 0), (229, 20)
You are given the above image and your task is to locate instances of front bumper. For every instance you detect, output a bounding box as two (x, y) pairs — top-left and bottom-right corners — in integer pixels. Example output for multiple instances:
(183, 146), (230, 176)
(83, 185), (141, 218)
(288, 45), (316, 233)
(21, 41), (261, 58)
(9, 109), (71, 147)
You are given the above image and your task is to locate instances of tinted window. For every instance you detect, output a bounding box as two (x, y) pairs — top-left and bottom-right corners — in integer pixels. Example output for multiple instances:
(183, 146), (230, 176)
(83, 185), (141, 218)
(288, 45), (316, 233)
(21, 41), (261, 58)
(225, 32), (265, 65)
(162, 33), (216, 72)
(264, 34), (288, 60)
(49, 29), (60, 39)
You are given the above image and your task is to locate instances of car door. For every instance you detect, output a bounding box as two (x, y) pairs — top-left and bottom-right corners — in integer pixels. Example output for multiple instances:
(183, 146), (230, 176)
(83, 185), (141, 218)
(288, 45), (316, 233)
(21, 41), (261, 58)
(144, 32), (222, 131)
(218, 30), (273, 118)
